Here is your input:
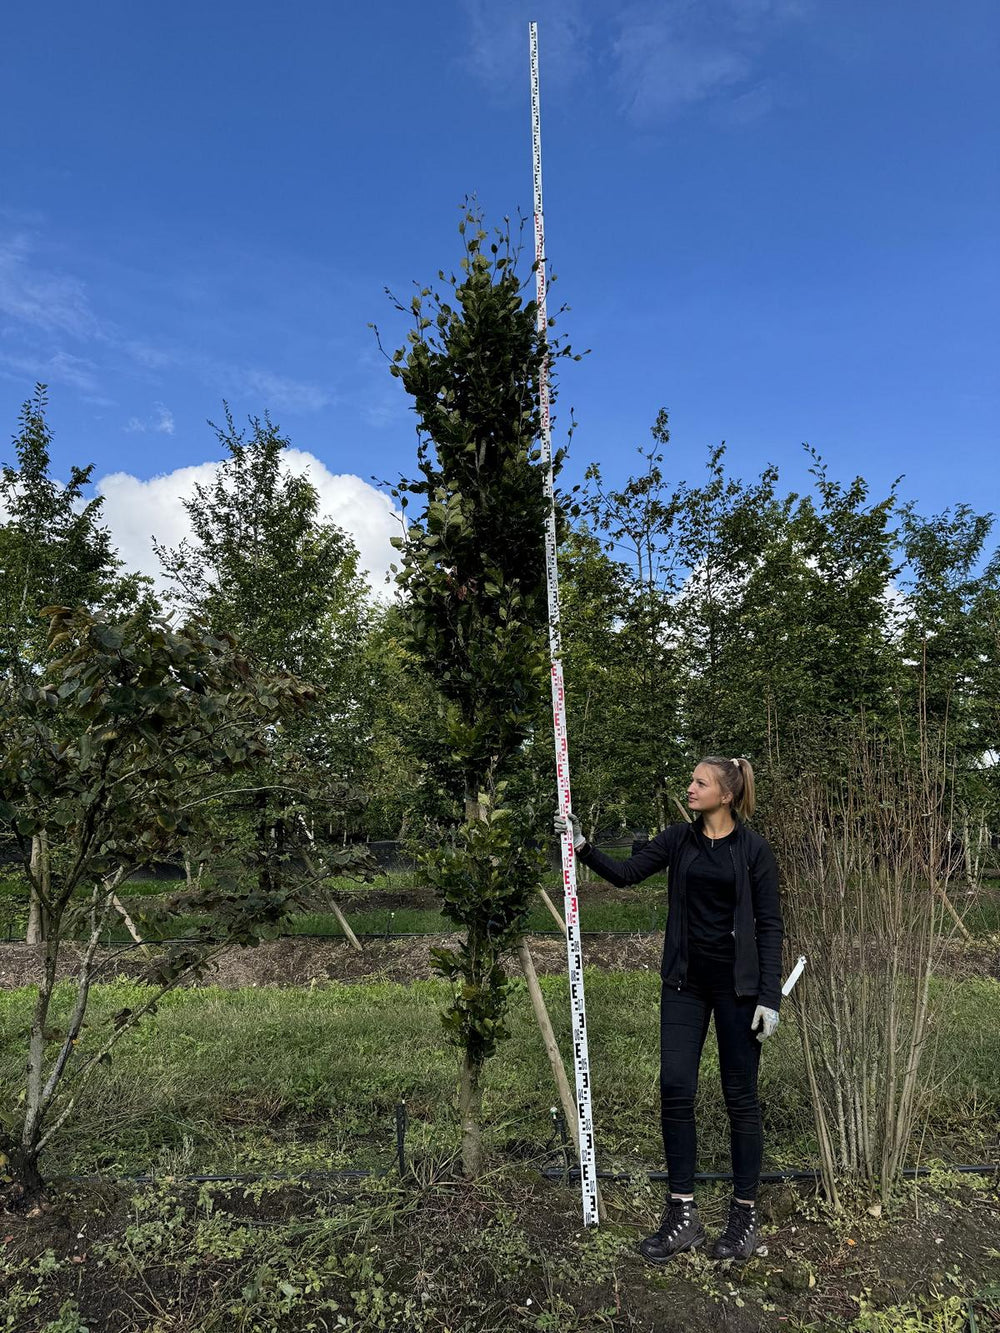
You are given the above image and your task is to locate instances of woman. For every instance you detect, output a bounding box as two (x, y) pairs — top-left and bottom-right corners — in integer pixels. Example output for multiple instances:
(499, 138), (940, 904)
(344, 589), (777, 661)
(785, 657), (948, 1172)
(555, 756), (783, 1265)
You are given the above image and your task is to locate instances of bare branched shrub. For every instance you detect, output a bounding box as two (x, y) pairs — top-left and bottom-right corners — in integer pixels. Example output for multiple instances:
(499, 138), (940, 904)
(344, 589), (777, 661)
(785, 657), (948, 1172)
(762, 716), (968, 1209)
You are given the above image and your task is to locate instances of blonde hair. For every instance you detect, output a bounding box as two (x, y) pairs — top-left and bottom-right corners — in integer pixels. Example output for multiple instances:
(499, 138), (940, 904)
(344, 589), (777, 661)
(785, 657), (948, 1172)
(700, 756), (756, 820)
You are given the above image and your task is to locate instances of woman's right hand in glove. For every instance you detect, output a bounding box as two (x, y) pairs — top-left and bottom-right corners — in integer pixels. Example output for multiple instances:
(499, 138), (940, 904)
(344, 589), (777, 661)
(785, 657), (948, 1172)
(553, 808), (585, 849)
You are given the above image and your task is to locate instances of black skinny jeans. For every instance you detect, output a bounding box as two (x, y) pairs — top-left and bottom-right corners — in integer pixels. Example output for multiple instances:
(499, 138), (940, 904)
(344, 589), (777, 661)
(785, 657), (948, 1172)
(659, 947), (763, 1200)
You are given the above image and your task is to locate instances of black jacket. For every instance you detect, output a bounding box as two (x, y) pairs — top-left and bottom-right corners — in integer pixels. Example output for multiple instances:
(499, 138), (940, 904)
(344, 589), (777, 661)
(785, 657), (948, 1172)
(577, 814), (784, 1010)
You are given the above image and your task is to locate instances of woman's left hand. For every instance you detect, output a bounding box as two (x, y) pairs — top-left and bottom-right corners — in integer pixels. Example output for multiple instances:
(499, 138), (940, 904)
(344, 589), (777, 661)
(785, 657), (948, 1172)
(751, 1005), (779, 1043)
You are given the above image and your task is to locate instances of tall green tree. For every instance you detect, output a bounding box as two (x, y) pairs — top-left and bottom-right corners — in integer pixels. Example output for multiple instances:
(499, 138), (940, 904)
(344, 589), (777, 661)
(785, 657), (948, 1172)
(558, 525), (635, 845)
(1, 385), (153, 670)
(387, 211), (573, 1173)
(898, 503), (1000, 826)
(1, 386), (155, 939)
(155, 410), (373, 887)
(580, 414), (686, 829)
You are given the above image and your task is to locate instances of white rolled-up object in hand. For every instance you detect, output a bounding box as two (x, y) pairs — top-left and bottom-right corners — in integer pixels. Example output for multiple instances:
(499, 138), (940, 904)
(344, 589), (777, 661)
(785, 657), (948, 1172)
(781, 954), (807, 997)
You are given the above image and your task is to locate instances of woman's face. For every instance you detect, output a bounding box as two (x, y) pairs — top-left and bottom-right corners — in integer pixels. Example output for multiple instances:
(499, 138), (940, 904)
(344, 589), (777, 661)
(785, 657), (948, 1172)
(686, 763), (730, 815)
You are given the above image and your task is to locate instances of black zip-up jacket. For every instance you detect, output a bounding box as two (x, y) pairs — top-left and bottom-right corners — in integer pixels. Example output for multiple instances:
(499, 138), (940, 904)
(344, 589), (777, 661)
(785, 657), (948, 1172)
(577, 814), (784, 1010)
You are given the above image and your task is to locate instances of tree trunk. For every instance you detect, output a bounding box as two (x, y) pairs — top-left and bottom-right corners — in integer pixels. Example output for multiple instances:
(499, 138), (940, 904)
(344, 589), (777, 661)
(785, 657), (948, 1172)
(26, 833), (48, 944)
(457, 1049), (484, 1177)
(0, 1132), (45, 1209)
(654, 789), (667, 834)
(255, 792), (273, 895)
(25, 890), (43, 944)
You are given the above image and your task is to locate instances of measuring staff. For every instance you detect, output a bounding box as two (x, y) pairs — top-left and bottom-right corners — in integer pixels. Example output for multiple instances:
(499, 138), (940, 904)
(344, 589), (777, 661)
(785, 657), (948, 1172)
(555, 756), (784, 1264)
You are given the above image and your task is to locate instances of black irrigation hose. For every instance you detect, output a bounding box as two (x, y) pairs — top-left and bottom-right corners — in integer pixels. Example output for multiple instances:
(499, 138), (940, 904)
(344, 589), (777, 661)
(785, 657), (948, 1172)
(540, 1164), (1000, 1184)
(66, 1163), (999, 1187)
(59, 1096), (1000, 1190)
(69, 1169), (385, 1184)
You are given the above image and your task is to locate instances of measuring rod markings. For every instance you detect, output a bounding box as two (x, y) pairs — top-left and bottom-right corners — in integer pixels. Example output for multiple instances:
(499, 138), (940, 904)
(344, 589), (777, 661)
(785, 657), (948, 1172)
(530, 20), (599, 1228)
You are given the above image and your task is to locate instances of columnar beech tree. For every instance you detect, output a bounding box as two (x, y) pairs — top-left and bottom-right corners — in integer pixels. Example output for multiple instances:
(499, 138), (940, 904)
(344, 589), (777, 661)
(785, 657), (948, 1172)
(386, 212), (576, 1173)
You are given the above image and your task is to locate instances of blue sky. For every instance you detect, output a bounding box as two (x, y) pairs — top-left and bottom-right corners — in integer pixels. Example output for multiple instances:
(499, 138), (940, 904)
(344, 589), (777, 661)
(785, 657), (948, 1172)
(1, 0), (997, 585)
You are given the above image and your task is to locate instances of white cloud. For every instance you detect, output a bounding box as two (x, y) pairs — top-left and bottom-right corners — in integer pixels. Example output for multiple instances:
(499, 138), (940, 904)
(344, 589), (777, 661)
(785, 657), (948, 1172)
(0, 235), (103, 339)
(612, 0), (809, 124)
(122, 403), (174, 435)
(96, 449), (402, 598)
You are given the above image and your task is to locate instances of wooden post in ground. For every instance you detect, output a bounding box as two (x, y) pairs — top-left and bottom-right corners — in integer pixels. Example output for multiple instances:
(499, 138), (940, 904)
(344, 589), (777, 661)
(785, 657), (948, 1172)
(935, 883), (972, 942)
(517, 937), (607, 1223)
(538, 887), (566, 933)
(299, 845), (364, 953)
(110, 894), (147, 949)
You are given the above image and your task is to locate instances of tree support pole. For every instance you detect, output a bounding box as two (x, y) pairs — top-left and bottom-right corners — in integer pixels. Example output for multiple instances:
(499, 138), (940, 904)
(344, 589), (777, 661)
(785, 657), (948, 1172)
(329, 901), (364, 953)
(299, 836), (364, 953)
(110, 895), (146, 950)
(538, 888), (567, 933)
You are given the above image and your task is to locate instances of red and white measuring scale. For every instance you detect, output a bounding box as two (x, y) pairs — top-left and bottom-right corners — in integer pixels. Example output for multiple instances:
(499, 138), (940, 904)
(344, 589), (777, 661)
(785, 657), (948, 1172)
(530, 21), (600, 1227)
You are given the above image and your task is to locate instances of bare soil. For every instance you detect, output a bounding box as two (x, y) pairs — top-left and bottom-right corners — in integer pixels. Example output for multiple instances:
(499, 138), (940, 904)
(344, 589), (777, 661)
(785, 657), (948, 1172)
(2, 930), (998, 991)
(3, 1171), (1000, 1331)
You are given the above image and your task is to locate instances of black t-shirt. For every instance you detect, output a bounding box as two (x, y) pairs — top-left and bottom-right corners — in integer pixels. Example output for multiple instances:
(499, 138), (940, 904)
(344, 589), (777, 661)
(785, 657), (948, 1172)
(686, 827), (738, 960)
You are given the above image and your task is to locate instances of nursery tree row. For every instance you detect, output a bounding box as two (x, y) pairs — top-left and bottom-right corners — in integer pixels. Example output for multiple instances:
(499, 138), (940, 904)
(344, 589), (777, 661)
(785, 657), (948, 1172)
(3, 404), (1000, 856)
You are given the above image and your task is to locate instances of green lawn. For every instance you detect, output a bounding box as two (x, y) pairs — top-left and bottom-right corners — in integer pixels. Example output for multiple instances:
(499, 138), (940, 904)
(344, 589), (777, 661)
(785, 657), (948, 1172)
(1, 970), (997, 1183)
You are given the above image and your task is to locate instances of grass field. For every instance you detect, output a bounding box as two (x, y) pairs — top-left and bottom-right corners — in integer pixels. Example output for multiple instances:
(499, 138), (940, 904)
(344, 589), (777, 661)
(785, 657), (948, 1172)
(3, 860), (999, 1330)
(2, 970), (998, 1181)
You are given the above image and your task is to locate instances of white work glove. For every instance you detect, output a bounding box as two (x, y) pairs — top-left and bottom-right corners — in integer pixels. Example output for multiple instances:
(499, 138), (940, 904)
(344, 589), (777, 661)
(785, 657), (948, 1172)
(751, 1005), (779, 1043)
(553, 808), (586, 850)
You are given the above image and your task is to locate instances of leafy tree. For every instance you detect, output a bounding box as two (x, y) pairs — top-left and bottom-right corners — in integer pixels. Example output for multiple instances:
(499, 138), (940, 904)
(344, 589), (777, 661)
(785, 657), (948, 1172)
(354, 600), (460, 840)
(386, 210), (574, 1173)
(0, 387), (154, 666)
(670, 445), (784, 756)
(155, 410), (373, 890)
(1, 386), (155, 939)
(0, 606), (370, 1206)
(558, 525), (641, 845)
(580, 414), (686, 829)
(578, 418), (907, 799)
(898, 503), (1000, 832)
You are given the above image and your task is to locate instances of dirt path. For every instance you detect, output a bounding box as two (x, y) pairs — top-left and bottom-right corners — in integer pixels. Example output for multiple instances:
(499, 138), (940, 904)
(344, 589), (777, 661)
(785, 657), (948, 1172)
(2, 930), (998, 990)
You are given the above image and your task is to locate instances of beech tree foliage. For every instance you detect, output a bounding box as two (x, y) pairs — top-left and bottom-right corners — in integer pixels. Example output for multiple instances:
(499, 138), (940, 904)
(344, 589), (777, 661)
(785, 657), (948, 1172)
(385, 211), (577, 1173)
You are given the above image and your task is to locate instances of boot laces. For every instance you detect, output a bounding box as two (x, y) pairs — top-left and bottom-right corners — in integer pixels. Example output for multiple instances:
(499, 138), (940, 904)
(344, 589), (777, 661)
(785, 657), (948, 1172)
(721, 1200), (754, 1248)
(659, 1199), (693, 1241)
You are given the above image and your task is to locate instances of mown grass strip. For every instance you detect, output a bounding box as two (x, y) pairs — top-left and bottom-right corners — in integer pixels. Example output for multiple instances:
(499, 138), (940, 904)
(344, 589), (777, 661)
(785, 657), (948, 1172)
(1, 971), (996, 1182)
